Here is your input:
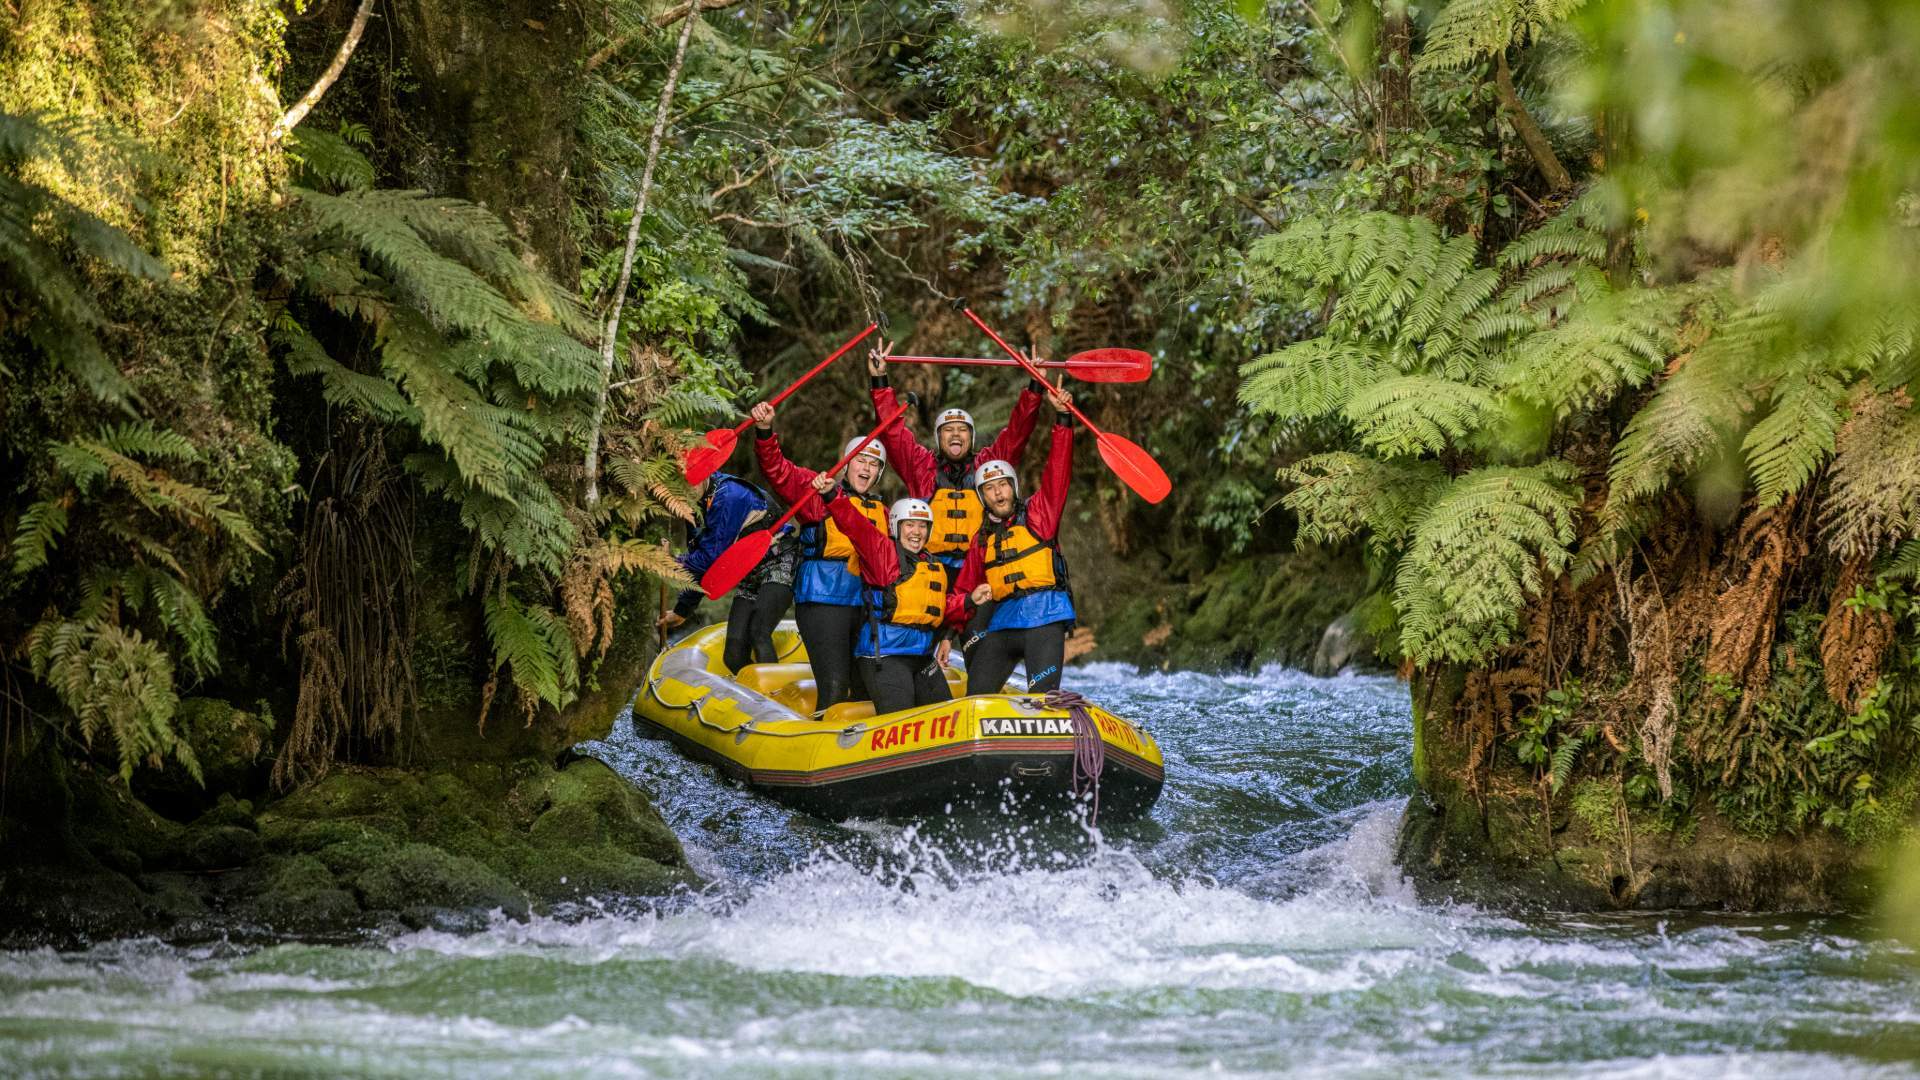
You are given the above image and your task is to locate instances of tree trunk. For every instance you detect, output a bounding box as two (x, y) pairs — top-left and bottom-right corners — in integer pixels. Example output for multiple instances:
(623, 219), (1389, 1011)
(1494, 48), (1573, 192)
(383, 0), (594, 284)
(1377, 10), (1416, 208)
(269, 0), (377, 142)
(584, 8), (700, 506)
(1596, 105), (1634, 285)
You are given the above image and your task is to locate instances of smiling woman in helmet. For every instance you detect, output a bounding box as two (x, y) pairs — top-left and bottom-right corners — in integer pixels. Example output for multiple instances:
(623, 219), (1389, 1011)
(811, 472), (957, 715)
(950, 379), (1078, 696)
(752, 402), (890, 713)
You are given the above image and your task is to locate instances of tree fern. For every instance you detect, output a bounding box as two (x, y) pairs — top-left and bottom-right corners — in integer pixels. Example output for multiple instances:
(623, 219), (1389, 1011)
(0, 111), (167, 406)
(1416, 0), (1590, 73)
(1396, 462), (1580, 665)
(1280, 453), (1448, 552)
(1239, 339), (1390, 420)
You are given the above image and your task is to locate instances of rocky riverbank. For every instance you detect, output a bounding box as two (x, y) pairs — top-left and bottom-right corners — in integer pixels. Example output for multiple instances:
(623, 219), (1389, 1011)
(0, 737), (692, 948)
(1393, 669), (1886, 911)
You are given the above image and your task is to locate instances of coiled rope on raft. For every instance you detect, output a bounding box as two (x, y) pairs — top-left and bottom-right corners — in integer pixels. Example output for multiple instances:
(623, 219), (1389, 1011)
(1041, 689), (1104, 823)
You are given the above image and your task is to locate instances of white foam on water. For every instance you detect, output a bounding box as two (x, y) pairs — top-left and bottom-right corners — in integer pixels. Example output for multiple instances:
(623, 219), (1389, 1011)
(376, 800), (1459, 1002)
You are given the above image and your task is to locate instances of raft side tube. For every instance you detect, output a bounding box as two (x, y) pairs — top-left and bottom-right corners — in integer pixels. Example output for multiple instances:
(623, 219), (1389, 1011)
(634, 621), (1164, 820)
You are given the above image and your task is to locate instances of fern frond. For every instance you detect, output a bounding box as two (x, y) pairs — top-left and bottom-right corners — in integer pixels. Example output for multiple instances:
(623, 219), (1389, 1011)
(483, 593), (575, 719)
(1397, 462), (1581, 665)
(1600, 321), (1752, 537)
(1743, 371), (1845, 508)
(277, 315), (417, 421)
(643, 388), (736, 428)
(24, 617), (196, 783)
(1549, 733), (1587, 793)
(1824, 390), (1920, 558)
(1499, 285), (1689, 417)
(289, 127), (374, 192)
(1883, 539), (1920, 582)
(118, 565), (219, 679)
(1239, 339), (1391, 420)
(379, 309), (546, 499)
(1344, 375), (1497, 456)
(1280, 453), (1448, 551)
(10, 499), (69, 574)
(1417, 0), (1590, 72)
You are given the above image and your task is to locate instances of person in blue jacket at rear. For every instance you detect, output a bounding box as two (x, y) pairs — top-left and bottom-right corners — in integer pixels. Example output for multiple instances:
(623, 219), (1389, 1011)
(657, 471), (796, 674)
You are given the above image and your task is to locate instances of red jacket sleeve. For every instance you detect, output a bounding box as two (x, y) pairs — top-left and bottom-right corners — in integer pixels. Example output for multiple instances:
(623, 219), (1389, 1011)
(975, 383), (1045, 470)
(944, 536), (986, 629)
(753, 431), (827, 523)
(870, 383), (937, 498)
(1022, 419), (1074, 541)
(826, 493), (898, 585)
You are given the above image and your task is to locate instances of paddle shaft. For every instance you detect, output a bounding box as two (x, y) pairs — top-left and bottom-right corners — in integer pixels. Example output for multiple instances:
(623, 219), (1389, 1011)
(761, 400), (910, 536)
(722, 322), (878, 442)
(890, 355), (1136, 369)
(960, 309), (1108, 434)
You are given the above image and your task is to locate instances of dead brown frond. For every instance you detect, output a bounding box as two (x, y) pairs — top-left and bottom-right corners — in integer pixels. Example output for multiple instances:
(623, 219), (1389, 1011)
(560, 538), (690, 659)
(1819, 556), (1895, 710)
(1705, 495), (1805, 700)
(271, 434), (418, 788)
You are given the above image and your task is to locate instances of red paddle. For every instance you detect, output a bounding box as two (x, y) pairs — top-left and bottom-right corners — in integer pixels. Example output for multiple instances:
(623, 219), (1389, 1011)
(683, 323), (878, 486)
(962, 309), (1172, 505)
(698, 401), (910, 599)
(889, 348), (1153, 384)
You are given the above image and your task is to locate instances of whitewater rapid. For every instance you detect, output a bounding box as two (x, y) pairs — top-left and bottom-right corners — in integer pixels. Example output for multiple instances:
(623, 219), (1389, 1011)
(3, 662), (1918, 1077)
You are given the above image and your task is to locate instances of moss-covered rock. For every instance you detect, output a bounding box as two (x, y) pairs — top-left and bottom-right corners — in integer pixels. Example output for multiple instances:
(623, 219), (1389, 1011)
(255, 754), (695, 921)
(229, 855), (364, 935)
(133, 700), (275, 820)
(339, 842), (529, 924)
(1396, 667), (1885, 911)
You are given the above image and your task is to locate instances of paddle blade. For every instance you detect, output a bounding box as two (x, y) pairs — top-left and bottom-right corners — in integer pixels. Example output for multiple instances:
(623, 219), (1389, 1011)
(1095, 430), (1171, 504)
(682, 428), (738, 486)
(1065, 348), (1153, 384)
(699, 531), (772, 600)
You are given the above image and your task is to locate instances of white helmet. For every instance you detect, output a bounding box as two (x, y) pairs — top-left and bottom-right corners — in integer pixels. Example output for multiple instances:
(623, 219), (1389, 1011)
(889, 498), (934, 536)
(843, 436), (887, 468)
(973, 459), (1019, 497)
(935, 407), (974, 436)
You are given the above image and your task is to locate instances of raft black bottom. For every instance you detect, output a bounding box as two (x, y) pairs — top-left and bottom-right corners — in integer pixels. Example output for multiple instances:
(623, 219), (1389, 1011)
(633, 712), (1161, 822)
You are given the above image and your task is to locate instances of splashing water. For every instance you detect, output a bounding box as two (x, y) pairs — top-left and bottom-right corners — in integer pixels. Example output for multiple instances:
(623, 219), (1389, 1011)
(5, 664), (1920, 1077)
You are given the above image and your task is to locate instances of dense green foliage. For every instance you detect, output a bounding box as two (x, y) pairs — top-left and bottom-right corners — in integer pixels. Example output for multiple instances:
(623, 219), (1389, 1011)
(5, 0), (1916, 862)
(1230, 0), (1920, 840)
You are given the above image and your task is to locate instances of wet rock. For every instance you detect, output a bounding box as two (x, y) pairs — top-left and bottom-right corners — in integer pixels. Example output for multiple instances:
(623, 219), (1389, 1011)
(230, 855), (363, 934)
(339, 842), (530, 922)
(0, 864), (159, 948)
(1310, 609), (1365, 676)
(179, 824), (264, 871)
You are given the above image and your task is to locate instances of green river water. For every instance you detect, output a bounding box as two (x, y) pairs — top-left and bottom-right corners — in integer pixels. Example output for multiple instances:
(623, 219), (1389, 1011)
(5, 663), (1920, 1077)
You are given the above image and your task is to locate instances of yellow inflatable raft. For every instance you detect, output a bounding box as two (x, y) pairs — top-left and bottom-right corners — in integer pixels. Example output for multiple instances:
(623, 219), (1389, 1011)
(632, 621), (1164, 820)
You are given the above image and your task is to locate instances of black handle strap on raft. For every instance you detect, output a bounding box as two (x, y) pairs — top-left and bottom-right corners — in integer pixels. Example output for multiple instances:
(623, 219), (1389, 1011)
(1042, 689), (1104, 824)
